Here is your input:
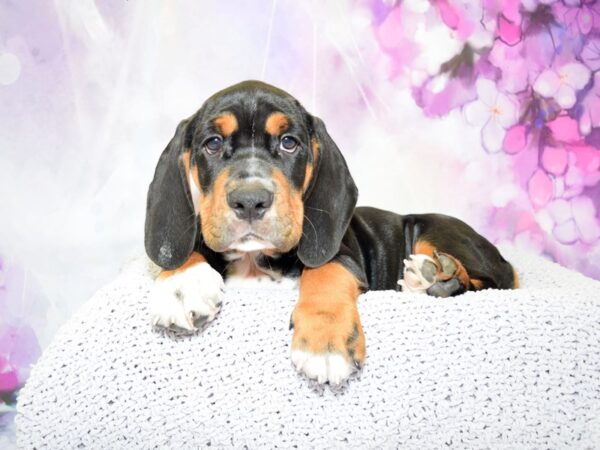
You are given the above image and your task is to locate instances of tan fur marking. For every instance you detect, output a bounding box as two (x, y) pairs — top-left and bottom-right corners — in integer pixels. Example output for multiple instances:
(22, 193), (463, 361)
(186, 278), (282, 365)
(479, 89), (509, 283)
(470, 279), (485, 290)
(272, 168), (304, 250)
(311, 137), (320, 163)
(157, 252), (206, 280)
(512, 265), (520, 289)
(303, 163), (314, 193)
(302, 138), (320, 193)
(181, 150), (191, 172)
(265, 112), (289, 135)
(414, 240), (437, 258)
(291, 262), (365, 363)
(214, 113), (238, 137)
(199, 169), (230, 249)
(181, 151), (201, 190)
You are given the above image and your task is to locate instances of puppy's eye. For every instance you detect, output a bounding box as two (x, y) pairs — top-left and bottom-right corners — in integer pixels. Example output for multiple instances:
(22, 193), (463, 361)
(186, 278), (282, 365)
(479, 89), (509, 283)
(280, 135), (298, 153)
(204, 136), (223, 154)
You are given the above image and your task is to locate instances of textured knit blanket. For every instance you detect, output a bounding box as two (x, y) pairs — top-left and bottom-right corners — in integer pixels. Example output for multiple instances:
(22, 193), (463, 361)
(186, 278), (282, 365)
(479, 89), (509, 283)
(16, 248), (600, 449)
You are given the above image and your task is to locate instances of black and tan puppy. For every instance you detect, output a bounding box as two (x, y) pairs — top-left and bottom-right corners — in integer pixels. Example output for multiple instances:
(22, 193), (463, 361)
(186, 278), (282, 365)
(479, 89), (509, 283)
(145, 80), (518, 385)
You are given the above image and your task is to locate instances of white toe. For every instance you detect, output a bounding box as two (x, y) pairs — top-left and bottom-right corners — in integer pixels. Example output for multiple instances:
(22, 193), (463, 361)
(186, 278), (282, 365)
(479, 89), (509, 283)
(291, 349), (356, 385)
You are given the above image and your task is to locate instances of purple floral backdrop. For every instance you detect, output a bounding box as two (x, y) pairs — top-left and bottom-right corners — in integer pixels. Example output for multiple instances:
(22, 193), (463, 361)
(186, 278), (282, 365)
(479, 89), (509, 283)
(1, 0), (599, 443)
(370, 0), (600, 274)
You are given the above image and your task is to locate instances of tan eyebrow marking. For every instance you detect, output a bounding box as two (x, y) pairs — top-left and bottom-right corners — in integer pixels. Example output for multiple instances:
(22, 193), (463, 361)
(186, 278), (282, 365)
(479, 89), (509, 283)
(265, 112), (289, 135)
(213, 112), (238, 137)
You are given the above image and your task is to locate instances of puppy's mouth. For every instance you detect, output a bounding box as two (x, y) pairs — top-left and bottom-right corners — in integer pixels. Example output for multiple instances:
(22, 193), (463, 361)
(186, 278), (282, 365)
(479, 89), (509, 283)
(227, 233), (275, 253)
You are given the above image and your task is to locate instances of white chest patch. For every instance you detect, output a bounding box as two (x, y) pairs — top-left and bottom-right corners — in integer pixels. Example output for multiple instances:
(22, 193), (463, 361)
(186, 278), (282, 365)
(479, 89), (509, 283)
(225, 251), (298, 288)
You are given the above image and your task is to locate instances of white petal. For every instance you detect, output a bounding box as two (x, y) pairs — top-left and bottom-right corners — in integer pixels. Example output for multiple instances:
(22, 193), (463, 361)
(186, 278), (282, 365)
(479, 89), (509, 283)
(547, 199), (571, 224)
(535, 209), (554, 233)
(476, 78), (499, 107)
(560, 62), (591, 89)
(429, 73), (449, 94)
(468, 28), (494, 50)
(404, 0), (430, 13)
(553, 220), (579, 244)
(482, 119), (505, 153)
(533, 70), (560, 97)
(495, 93), (519, 128)
(555, 84), (576, 109)
(521, 0), (538, 11)
(553, 176), (565, 198)
(572, 196), (600, 244)
(464, 101), (491, 127)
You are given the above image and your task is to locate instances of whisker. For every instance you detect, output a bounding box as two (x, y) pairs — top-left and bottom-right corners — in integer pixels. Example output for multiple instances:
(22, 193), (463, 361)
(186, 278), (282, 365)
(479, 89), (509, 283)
(305, 206), (331, 217)
(303, 214), (319, 249)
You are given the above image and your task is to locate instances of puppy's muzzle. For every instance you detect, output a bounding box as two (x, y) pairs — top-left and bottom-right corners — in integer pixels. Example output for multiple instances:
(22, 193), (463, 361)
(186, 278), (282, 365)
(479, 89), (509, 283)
(227, 183), (274, 222)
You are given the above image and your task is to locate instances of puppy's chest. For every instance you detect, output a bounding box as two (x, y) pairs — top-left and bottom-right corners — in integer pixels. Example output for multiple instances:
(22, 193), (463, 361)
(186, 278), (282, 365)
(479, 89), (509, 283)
(224, 251), (298, 288)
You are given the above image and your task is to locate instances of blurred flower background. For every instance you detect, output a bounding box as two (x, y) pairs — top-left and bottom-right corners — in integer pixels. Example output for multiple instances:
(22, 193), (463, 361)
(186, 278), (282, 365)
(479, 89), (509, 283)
(1, 0), (599, 443)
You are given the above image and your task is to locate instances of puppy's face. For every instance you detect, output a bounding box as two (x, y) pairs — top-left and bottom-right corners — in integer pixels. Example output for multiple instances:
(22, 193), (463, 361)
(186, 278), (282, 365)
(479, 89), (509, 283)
(185, 83), (316, 254)
(146, 80), (357, 270)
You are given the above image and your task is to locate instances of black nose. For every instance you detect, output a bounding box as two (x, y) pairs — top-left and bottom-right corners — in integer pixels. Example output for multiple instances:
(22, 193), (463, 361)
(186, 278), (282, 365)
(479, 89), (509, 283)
(227, 186), (274, 221)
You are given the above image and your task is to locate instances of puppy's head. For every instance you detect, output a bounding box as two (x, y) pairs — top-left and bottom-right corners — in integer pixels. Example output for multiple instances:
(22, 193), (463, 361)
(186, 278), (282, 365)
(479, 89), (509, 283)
(145, 80), (357, 269)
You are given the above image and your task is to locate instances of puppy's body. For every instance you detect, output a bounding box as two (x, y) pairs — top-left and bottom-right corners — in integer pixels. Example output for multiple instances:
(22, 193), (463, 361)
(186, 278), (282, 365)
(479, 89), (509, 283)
(192, 206), (515, 292)
(145, 80), (517, 385)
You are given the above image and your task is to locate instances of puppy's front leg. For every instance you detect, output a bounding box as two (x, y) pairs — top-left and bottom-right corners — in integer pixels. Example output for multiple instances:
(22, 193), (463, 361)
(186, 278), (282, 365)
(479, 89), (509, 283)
(150, 252), (225, 332)
(290, 262), (365, 385)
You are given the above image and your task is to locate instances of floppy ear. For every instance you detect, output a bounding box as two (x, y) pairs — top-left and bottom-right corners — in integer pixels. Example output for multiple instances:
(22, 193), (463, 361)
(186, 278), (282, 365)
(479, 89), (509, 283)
(298, 116), (358, 267)
(144, 119), (198, 270)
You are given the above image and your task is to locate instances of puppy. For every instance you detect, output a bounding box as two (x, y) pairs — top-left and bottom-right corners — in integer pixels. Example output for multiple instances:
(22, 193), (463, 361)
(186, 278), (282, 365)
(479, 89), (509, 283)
(145, 80), (518, 384)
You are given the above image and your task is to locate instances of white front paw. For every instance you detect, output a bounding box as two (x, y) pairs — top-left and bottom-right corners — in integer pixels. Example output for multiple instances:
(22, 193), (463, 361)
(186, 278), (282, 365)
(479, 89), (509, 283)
(291, 350), (356, 385)
(150, 262), (225, 332)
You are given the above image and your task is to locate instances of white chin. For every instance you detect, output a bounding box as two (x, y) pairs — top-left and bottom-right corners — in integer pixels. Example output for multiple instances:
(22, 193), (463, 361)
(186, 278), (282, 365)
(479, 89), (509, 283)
(229, 240), (272, 252)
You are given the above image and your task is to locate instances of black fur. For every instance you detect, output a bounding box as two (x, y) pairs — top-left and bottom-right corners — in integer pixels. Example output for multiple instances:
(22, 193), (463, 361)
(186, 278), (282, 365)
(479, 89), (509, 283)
(298, 116), (358, 267)
(337, 207), (515, 291)
(145, 80), (516, 294)
(145, 119), (197, 270)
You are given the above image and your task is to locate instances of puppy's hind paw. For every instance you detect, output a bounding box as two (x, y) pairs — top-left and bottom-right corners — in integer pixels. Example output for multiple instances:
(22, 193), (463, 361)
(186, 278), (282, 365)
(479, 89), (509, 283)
(398, 254), (438, 293)
(398, 251), (466, 297)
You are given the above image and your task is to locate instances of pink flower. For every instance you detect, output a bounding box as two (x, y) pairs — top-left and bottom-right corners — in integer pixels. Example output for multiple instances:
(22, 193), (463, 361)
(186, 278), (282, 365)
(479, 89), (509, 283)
(546, 196), (600, 244)
(464, 78), (519, 152)
(0, 356), (19, 393)
(503, 124), (529, 154)
(546, 115), (582, 143)
(528, 169), (554, 208)
(553, 146), (600, 198)
(433, 0), (494, 47)
(542, 146), (569, 174)
(533, 63), (591, 109)
(489, 29), (556, 94)
(497, 14), (522, 45)
(0, 320), (41, 394)
(413, 74), (478, 117)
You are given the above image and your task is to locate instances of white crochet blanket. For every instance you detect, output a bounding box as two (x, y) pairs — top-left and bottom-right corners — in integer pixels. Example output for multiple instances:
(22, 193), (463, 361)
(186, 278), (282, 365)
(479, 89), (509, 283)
(16, 248), (600, 449)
